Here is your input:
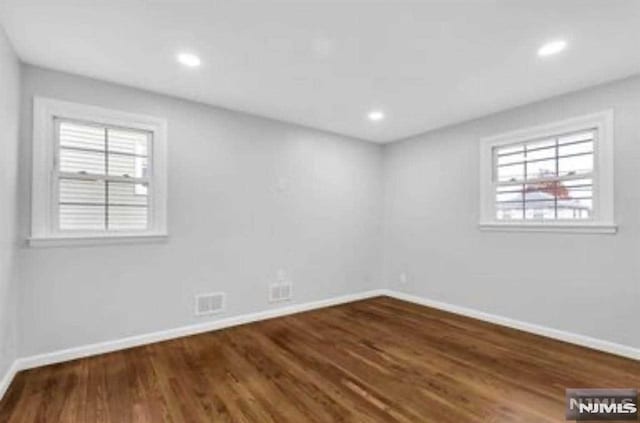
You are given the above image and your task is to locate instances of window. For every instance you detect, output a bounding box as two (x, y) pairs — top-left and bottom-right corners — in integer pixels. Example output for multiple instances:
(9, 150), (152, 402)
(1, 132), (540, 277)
(479, 111), (616, 233)
(31, 98), (167, 246)
(495, 130), (594, 221)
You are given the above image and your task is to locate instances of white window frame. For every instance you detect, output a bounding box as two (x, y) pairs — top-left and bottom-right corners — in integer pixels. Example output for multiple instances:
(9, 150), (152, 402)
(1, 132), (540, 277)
(479, 110), (616, 234)
(30, 97), (168, 247)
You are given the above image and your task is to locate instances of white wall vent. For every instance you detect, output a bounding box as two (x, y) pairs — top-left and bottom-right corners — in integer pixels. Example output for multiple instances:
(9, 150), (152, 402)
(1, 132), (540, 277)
(195, 292), (225, 316)
(269, 283), (292, 303)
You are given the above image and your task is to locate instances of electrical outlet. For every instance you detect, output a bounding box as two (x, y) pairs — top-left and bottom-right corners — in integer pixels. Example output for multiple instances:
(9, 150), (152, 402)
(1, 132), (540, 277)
(399, 272), (408, 284)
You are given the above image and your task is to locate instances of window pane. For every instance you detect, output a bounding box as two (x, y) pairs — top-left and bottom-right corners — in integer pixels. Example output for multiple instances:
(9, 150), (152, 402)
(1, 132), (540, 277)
(525, 200), (556, 220)
(59, 204), (105, 230)
(496, 144), (524, 156)
(496, 185), (523, 203)
(563, 179), (593, 199)
(559, 141), (593, 156)
(108, 129), (149, 156)
(526, 143), (555, 161)
(497, 163), (524, 182)
(108, 154), (148, 178)
(557, 199), (592, 219)
(497, 150), (525, 166)
(59, 179), (105, 204)
(135, 184), (148, 196)
(526, 158), (556, 180)
(59, 148), (106, 175)
(526, 147), (556, 162)
(559, 154), (593, 177)
(526, 138), (555, 151)
(558, 131), (594, 145)
(59, 121), (105, 151)
(524, 181), (562, 201)
(496, 203), (523, 220)
(108, 206), (148, 230)
(108, 182), (148, 206)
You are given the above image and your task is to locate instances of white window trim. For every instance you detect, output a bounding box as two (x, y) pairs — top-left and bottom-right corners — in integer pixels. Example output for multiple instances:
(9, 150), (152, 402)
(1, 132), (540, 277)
(478, 110), (616, 234)
(30, 97), (168, 247)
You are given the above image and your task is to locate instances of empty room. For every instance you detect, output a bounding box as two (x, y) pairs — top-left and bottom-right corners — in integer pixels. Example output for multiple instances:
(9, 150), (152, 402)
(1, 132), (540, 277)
(0, 0), (639, 422)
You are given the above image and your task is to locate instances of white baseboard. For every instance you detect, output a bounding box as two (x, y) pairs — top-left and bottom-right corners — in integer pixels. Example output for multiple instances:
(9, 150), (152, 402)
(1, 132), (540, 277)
(384, 290), (640, 361)
(15, 289), (387, 372)
(0, 360), (20, 402)
(2, 288), (637, 403)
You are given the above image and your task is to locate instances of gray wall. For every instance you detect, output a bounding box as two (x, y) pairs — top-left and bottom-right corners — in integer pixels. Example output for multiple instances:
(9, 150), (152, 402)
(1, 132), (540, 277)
(0, 27), (20, 378)
(12, 64), (640, 360)
(17, 65), (384, 357)
(383, 75), (640, 349)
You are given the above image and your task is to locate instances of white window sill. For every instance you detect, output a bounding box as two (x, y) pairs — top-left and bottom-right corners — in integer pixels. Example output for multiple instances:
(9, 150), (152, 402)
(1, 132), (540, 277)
(28, 233), (168, 248)
(478, 222), (617, 234)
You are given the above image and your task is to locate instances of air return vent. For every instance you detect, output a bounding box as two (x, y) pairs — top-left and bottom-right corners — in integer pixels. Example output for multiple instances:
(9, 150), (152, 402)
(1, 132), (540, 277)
(269, 283), (292, 303)
(195, 292), (225, 316)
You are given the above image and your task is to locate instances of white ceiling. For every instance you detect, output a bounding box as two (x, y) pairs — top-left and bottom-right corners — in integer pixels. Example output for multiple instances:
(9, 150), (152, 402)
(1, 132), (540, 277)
(1, 0), (640, 143)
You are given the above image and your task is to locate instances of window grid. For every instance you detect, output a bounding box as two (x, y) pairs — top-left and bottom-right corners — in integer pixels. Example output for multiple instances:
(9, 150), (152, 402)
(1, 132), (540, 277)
(493, 129), (595, 221)
(54, 118), (152, 232)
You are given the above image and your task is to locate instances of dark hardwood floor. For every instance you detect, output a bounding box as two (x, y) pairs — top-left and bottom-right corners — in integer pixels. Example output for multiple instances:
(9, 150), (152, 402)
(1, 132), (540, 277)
(1, 296), (638, 422)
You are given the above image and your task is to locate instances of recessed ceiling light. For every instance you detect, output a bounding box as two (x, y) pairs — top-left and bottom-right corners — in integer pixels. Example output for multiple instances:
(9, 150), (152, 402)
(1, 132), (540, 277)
(368, 110), (385, 122)
(177, 53), (201, 67)
(537, 40), (567, 57)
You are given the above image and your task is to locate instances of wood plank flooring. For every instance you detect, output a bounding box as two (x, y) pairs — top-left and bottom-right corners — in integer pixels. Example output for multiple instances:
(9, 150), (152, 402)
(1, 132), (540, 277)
(1, 296), (638, 422)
